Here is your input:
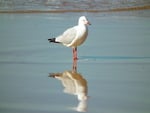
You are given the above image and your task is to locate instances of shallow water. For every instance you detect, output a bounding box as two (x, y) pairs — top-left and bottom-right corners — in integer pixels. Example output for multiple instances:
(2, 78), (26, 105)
(0, 12), (150, 113)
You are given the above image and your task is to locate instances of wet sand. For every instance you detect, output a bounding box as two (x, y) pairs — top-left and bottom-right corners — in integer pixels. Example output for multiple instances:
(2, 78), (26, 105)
(0, 12), (150, 113)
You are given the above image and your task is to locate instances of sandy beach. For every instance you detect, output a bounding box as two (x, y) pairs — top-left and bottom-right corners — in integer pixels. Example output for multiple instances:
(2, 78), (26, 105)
(0, 10), (150, 113)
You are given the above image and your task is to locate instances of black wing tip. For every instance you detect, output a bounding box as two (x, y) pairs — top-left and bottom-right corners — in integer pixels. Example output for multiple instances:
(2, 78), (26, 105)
(48, 38), (55, 42)
(48, 38), (60, 43)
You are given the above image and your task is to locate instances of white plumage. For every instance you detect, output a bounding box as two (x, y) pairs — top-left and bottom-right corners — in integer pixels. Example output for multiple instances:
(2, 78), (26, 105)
(48, 16), (91, 60)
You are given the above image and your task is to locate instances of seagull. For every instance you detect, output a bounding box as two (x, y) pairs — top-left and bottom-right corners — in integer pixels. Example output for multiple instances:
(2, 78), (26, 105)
(48, 16), (91, 60)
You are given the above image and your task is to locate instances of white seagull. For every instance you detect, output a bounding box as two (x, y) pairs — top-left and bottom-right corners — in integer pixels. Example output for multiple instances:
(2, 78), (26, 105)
(48, 16), (91, 60)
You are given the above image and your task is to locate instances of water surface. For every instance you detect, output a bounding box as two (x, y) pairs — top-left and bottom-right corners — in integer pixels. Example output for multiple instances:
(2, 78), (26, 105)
(0, 12), (150, 113)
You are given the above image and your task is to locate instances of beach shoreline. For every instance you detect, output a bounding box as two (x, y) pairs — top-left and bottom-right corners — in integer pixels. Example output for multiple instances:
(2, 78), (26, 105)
(0, 5), (150, 13)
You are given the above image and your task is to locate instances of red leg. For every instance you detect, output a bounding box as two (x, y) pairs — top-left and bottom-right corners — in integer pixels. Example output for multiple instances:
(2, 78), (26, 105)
(72, 48), (75, 60)
(73, 47), (78, 60)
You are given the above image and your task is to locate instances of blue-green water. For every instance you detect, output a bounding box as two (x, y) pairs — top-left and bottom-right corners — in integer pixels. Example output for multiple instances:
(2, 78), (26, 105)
(0, 12), (150, 113)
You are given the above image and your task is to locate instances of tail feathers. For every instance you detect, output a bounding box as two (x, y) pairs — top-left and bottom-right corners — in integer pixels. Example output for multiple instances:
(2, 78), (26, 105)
(48, 38), (60, 43)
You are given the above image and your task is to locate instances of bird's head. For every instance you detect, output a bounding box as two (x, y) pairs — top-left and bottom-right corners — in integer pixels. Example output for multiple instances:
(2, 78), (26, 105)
(78, 16), (91, 26)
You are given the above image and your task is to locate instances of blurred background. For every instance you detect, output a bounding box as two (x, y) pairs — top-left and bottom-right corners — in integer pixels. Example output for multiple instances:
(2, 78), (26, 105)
(0, 0), (150, 12)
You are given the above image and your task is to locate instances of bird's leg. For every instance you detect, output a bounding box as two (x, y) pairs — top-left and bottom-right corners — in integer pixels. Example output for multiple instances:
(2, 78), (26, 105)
(75, 47), (78, 60)
(72, 48), (76, 60)
(73, 47), (78, 60)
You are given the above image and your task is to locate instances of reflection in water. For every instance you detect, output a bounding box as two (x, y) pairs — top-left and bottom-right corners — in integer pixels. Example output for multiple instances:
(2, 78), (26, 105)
(49, 60), (88, 112)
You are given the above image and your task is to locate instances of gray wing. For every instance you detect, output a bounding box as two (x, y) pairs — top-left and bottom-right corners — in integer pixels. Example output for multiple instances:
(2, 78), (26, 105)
(56, 26), (77, 44)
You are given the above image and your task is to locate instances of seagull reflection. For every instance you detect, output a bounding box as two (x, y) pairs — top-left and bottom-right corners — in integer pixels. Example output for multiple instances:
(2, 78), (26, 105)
(49, 60), (88, 112)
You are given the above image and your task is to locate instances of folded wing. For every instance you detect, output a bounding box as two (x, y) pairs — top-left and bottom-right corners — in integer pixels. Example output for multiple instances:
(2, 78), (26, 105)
(56, 26), (77, 45)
